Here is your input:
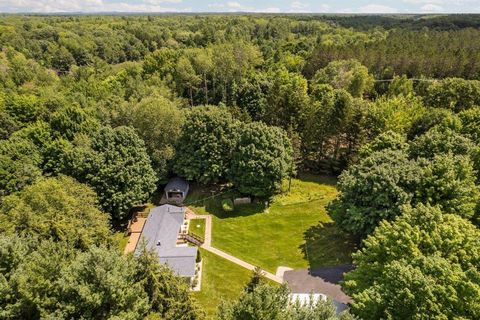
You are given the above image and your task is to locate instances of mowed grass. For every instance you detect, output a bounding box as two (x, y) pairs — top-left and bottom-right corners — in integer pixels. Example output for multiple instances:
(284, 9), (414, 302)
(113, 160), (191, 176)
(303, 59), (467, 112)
(193, 249), (253, 319)
(187, 174), (355, 273)
(189, 218), (206, 241)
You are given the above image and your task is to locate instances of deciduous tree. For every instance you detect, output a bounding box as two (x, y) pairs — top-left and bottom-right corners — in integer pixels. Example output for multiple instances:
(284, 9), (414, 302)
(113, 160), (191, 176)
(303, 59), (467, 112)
(344, 205), (480, 320)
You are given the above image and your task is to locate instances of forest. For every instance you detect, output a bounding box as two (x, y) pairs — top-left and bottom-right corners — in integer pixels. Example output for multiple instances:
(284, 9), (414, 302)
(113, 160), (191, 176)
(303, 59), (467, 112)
(1, 13), (480, 319)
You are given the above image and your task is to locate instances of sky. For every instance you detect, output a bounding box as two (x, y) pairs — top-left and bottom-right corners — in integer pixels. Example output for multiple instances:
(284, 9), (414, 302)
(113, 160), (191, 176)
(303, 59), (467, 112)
(1, 0), (480, 14)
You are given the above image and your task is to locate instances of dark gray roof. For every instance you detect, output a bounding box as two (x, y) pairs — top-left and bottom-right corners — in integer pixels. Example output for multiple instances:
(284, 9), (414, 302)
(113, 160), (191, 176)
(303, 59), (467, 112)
(135, 205), (197, 277)
(165, 177), (189, 193)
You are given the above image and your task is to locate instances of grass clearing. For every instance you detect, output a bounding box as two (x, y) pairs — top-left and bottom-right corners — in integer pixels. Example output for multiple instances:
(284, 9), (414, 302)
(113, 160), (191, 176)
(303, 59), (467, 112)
(187, 174), (355, 273)
(193, 249), (253, 319)
(189, 218), (206, 241)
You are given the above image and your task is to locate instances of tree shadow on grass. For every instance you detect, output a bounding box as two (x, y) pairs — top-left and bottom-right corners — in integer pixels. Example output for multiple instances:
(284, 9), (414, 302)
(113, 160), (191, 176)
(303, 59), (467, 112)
(296, 173), (338, 186)
(204, 199), (264, 219)
(299, 222), (358, 269)
(185, 184), (264, 219)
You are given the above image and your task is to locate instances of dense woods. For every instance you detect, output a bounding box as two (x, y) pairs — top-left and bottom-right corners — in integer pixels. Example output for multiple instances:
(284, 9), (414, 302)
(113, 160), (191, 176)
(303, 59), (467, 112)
(1, 13), (480, 319)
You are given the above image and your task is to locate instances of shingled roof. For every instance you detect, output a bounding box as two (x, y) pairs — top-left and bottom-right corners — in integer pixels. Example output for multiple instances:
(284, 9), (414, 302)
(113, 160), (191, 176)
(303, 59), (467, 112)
(135, 205), (197, 278)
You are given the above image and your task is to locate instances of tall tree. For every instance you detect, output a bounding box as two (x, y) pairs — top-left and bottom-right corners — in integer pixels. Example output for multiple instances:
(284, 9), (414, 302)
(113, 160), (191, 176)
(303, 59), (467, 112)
(312, 59), (374, 98)
(64, 126), (157, 220)
(174, 106), (238, 184)
(344, 205), (480, 320)
(424, 78), (480, 111)
(329, 149), (421, 237)
(230, 122), (293, 198)
(0, 176), (111, 249)
(115, 96), (184, 183)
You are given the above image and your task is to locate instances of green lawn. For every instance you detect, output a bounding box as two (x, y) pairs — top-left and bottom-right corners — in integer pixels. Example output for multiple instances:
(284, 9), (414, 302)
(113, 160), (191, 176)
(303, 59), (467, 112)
(187, 174), (355, 273)
(189, 218), (206, 241)
(193, 249), (253, 319)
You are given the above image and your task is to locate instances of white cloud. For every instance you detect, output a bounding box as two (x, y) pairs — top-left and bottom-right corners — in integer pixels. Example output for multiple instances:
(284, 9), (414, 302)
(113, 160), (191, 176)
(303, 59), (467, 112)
(261, 7), (281, 13)
(291, 1), (309, 10)
(420, 3), (445, 12)
(357, 4), (399, 13)
(404, 0), (475, 3)
(226, 1), (244, 9)
(0, 0), (188, 12)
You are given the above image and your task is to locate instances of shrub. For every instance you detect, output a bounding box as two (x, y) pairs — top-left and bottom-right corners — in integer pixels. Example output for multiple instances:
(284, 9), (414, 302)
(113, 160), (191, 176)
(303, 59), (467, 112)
(222, 199), (234, 212)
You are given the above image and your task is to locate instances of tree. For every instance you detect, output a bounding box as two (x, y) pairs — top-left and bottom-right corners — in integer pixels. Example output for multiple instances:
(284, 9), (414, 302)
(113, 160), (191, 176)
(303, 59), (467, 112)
(459, 107), (480, 144)
(135, 247), (203, 320)
(328, 150), (421, 237)
(217, 283), (352, 320)
(64, 126), (157, 220)
(174, 106), (238, 184)
(265, 68), (310, 131)
(0, 176), (111, 249)
(49, 104), (99, 140)
(415, 154), (479, 220)
(175, 56), (201, 106)
(344, 205), (480, 319)
(407, 108), (461, 140)
(217, 284), (289, 320)
(116, 96), (184, 182)
(312, 59), (374, 98)
(236, 72), (269, 121)
(367, 96), (427, 136)
(0, 135), (43, 196)
(358, 130), (408, 158)
(230, 122), (293, 198)
(5, 242), (150, 319)
(424, 78), (480, 111)
(409, 127), (477, 162)
(244, 267), (265, 293)
(386, 75), (414, 97)
(58, 246), (150, 319)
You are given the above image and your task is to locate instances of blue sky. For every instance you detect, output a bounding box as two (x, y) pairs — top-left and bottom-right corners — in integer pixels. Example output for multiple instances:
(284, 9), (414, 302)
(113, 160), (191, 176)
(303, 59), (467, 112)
(1, 0), (480, 13)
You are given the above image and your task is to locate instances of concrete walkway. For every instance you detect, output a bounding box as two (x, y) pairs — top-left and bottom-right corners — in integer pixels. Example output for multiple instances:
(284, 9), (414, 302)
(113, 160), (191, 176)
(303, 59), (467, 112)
(186, 207), (283, 284)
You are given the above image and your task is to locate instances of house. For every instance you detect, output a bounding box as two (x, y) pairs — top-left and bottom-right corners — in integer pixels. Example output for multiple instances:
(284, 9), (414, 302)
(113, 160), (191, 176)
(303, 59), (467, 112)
(164, 177), (189, 204)
(135, 204), (198, 282)
(289, 293), (348, 314)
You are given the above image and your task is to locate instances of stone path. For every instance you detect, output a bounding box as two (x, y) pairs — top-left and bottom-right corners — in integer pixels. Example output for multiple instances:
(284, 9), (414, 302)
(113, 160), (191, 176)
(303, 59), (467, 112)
(186, 207), (283, 284)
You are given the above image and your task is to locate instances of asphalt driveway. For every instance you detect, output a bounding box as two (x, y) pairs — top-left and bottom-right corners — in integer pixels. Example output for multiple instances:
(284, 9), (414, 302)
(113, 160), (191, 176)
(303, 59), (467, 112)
(283, 264), (353, 304)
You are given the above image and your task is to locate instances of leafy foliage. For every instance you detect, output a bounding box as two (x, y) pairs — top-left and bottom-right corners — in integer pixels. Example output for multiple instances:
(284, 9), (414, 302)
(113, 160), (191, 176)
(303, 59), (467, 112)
(174, 106), (238, 184)
(329, 149), (421, 237)
(230, 122), (293, 198)
(0, 176), (111, 249)
(344, 205), (480, 320)
(217, 282), (353, 320)
(312, 59), (374, 97)
(64, 126), (157, 220)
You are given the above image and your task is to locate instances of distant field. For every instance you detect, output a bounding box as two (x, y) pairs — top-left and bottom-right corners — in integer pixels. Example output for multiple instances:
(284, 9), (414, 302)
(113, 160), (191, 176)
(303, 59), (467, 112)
(187, 174), (355, 273)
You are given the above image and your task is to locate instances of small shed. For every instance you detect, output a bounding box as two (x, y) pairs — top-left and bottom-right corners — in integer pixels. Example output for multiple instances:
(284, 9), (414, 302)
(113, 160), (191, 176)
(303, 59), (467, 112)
(164, 177), (189, 204)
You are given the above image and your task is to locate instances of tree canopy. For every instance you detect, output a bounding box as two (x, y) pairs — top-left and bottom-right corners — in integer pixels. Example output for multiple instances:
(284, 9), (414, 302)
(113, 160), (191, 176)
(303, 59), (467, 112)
(344, 205), (480, 320)
(230, 122), (293, 198)
(64, 126), (157, 220)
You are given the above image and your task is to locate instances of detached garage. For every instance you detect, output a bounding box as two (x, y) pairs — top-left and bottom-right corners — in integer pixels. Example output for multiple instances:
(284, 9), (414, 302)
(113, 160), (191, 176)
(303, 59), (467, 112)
(164, 177), (189, 204)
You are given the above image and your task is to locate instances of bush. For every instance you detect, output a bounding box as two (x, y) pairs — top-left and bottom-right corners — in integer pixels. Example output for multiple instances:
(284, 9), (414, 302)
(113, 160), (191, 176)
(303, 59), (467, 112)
(222, 199), (234, 212)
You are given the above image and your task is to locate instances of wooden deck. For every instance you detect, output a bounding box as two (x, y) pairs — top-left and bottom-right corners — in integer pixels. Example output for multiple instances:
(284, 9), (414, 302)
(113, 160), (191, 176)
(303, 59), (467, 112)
(124, 217), (146, 254)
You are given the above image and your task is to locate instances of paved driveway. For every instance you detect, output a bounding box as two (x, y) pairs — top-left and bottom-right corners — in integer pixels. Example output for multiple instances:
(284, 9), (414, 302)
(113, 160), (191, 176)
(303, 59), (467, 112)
(283, 264), (353, 304)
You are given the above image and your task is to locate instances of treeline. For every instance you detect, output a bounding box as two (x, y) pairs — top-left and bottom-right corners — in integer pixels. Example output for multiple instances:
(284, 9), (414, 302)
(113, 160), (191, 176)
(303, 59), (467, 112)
(305, 28), (480, 79)
(322, 14), (480, 30)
